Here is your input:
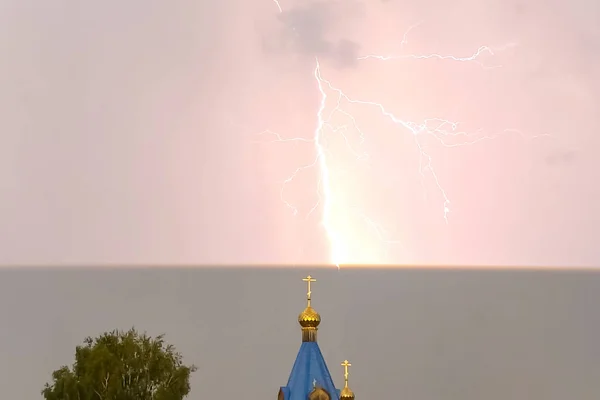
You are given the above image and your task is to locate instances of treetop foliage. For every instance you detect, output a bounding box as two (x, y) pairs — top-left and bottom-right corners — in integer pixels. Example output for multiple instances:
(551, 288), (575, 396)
(42, 328), (197, 400)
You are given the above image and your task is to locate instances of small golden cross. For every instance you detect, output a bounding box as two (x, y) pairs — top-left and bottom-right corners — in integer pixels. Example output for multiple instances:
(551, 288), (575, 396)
(302, 275), (316, 304)
(341, 360), (351, 386)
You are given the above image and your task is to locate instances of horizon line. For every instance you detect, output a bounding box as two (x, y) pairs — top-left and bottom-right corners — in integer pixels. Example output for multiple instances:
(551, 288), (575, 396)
(0, 264), (598, 271)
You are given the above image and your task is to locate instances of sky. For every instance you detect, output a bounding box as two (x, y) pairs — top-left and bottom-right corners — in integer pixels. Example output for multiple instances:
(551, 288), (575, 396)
(2, 2), (600, 397)
(1, 0), (599, 267)
(1, 268), (600, 400)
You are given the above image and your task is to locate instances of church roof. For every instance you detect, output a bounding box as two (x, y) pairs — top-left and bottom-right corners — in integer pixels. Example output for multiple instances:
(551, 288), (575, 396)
(279, 275), (341, 400)
(282, 341), (340, 400)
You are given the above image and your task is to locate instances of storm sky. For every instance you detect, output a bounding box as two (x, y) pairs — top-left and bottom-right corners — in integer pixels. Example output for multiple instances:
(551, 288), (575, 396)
(1, 0), (599, 266)
(1, 1), (600, 397)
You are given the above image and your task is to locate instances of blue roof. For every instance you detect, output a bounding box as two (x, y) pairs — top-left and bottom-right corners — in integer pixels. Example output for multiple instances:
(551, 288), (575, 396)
(281, 342), (339, 400)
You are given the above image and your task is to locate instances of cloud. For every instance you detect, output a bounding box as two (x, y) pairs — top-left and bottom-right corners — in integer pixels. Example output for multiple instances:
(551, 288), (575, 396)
(263, 0), (364, 69)
(545, 149), (578, 166)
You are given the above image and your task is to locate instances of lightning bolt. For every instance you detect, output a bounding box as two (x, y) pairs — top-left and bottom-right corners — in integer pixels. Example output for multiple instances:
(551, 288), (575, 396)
(254, 0), (547, 268)
(272, 0), (282, 13)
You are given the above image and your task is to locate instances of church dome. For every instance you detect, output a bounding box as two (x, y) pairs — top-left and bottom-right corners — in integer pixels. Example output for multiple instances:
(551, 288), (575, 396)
(298, 306), (321, 328)
(340, 386), (355, 400)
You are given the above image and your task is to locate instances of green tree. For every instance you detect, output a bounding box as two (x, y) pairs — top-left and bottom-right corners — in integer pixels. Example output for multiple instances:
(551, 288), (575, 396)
(42, 328), (197, 400)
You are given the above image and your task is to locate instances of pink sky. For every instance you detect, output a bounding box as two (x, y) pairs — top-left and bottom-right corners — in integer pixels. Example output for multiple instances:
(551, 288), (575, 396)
(1, 0), (598, 266)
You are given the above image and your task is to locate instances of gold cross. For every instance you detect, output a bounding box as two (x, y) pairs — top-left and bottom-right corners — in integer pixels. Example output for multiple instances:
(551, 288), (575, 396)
(302, 275), (316, 305)
(341, 360), (351, 386)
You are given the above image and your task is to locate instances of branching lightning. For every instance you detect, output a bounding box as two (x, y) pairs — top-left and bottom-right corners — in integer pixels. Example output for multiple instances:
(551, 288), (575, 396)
(255, 0), (547, 267)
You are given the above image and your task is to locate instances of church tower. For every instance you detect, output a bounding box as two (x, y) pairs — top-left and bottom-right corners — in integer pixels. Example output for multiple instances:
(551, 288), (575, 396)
(278, 275), (356, 400)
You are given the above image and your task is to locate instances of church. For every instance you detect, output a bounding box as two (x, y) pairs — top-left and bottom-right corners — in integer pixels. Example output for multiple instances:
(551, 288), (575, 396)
(278, 275), (356, 400)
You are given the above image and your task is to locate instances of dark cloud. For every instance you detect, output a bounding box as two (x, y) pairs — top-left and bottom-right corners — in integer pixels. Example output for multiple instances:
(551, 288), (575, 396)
(545, 149), (578, 166)
(265, 0), (363, 69)
(4, 269), (600, 400)
(334, 39), (361, 69)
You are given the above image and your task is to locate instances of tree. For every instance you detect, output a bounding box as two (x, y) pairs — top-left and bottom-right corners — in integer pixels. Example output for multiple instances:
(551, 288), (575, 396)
(42, 328), (197, 400)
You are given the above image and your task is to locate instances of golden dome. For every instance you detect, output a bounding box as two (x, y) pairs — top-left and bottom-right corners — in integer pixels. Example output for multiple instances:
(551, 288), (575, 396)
(340, 386), (355, 400)
(298, 305), (321, 328)
(340, 360), (354, 399)
(309, 387), (331, 400)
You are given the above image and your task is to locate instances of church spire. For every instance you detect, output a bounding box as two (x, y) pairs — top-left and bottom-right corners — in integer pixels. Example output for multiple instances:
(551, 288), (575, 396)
(339, 360), (355, 400)
(298, 275), (321, 342)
